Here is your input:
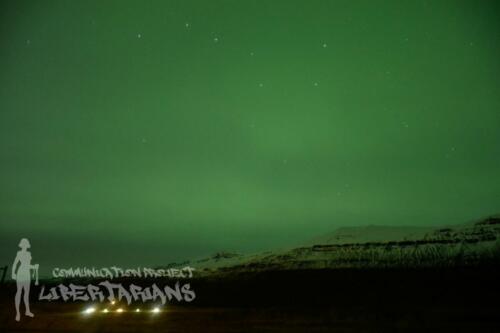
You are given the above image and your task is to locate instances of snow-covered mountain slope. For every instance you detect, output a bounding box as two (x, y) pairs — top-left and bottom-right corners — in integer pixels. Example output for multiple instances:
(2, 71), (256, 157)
(169, 216), (500, 277)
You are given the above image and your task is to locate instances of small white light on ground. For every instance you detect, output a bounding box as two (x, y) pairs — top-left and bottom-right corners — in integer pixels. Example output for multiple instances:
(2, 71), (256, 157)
(102, 309), (109, 313)
(116, 308), (124, 313)
(135, 308), (141, 312)
(111, 300), (116, 305)
(152, 307), (160, 313)
(83, 307), (96, 315)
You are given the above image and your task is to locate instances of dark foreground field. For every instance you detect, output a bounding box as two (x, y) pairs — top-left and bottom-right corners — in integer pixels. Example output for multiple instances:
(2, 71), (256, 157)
(1, 266), (499, 332)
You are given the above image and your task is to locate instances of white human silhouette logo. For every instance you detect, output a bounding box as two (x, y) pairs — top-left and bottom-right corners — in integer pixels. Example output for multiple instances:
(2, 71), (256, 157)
(12, 238), (38, 322)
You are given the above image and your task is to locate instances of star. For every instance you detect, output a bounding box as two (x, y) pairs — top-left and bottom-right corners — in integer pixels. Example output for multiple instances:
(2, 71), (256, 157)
(185, 22), (190, 28)
(313, 82), (318, 87)
(250, 52), (254, 56)
(322, 43), (327, 48)
(258, 83), (264, 88)
(26, 39), (31, 45)
(213, 37), (219, 43)
(137, 33), (142, 39)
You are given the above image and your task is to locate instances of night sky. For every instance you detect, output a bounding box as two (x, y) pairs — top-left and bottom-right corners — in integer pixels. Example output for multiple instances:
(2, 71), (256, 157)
(1, 0), (499, 271)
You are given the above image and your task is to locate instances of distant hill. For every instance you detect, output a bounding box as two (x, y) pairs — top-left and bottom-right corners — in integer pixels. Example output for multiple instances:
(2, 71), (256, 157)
(166, 215), (500, 276)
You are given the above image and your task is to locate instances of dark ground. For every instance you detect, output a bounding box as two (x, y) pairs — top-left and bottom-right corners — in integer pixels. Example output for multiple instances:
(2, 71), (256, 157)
(1, 266), (499, 332)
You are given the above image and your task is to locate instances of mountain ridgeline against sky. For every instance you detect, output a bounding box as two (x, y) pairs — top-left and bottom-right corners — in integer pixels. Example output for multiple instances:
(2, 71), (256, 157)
(184, 215), (500, 276)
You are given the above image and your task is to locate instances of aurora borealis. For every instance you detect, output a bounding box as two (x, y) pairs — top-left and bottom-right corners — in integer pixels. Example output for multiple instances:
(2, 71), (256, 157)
(1, 0), (499, 271)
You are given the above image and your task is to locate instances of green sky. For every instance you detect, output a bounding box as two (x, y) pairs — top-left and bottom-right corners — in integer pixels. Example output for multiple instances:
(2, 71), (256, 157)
(1, 0), (499, 271)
